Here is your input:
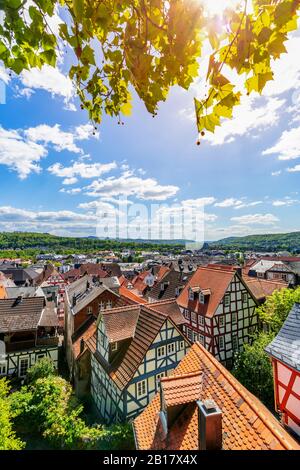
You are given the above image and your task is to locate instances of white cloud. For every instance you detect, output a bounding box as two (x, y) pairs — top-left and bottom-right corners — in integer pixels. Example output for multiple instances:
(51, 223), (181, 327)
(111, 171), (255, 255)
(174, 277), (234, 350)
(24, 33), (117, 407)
(85, 175), (179, 201)
(48, 160), (116, 182)
(271, 170), (282, 176)
(25, 123), (98, 154)
(214, 198), (243, 208)
(21, 64), (73, 99)
(182, 197), (216, 207)
(0, 122), (99, 178)
(204, 96), (285, 146)
(272, 198), (298, 207)
(263, 126), (300, 161)
(0, 127), (47, 179)
(230, 213), (279, 225)
(234, 201), (263, 210)
(287, 164), (300, 173)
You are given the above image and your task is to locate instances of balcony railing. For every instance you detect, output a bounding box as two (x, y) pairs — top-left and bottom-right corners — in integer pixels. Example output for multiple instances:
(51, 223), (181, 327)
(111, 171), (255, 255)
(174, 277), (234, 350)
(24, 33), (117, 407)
(5, 336), (59, 352)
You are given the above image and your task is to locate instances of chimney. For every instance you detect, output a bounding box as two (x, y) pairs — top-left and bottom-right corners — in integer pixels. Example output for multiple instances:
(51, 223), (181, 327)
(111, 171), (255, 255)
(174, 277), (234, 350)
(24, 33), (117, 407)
(72, 294), (77, 307)
(197, 399), (222, 450)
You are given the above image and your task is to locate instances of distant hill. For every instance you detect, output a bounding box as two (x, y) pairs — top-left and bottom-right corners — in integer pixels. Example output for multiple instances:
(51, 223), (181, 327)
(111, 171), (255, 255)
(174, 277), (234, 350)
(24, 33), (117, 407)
(209, 231), (300, 253)
(0, 231), (184, 255)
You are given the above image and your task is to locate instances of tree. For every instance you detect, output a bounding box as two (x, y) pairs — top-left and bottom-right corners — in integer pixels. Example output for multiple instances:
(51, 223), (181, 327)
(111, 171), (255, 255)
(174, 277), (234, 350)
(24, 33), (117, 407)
(232, 332), (275, 408)
(9, 365), (134, 450)
(0, 378), (25, 450)
(257, 286), (300, 334)
(26, 357), (55, 384)
(0, 1), (299, 138)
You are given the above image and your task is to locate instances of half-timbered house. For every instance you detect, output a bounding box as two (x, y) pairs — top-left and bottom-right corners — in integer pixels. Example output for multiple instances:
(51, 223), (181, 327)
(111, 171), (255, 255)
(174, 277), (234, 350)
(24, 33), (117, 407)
(0, 297), (59, 379)
(88, 300), (190, 423)
(177, 265), (259, 369)
(133, 342), (300, 450)
(265, 302), (300, 438)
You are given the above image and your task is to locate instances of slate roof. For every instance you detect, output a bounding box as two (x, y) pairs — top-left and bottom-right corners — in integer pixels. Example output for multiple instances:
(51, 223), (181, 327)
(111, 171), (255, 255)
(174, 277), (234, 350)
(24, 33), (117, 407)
(5, 286), (45, 299)
(148, 270), (192, 302)
(133, 343), (300, 450)
(0, 266), (39, 284)
(39, 302), (59, 327)
(265, 302), (300, 371)
(0, 296), (45, 333)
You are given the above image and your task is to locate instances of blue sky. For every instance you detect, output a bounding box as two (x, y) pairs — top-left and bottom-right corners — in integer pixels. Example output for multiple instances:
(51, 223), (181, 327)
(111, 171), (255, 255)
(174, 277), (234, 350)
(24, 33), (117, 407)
(0, 8), (300, 241)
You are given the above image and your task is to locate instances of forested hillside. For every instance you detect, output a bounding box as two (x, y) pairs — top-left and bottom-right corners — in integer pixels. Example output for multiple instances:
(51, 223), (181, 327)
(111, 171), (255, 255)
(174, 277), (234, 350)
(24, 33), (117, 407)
(210, 232), (300, 253)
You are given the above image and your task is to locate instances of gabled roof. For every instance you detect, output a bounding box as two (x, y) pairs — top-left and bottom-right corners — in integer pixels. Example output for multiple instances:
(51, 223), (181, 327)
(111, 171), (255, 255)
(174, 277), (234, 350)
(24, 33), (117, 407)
(265, 302), (300, 372)
(243, 276), (288, 302)
(148, 270), (192, 302)
(0, 296), (45, 333)
(5, 286), (45, 299)
(177, 265), (237, 317)
(266, 263), (294, 274)
(133, 343), (300, 450)
(119, 286), (147, 304)
(94, 302), (188, 390)
(72, 285), (118, 314)
(73, 319), (97, 360)
(161, 372), (203, 407)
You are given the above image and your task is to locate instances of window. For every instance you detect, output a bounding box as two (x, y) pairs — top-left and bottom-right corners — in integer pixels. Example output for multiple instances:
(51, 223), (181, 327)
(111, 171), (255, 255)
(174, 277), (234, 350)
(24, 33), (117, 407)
(111, 342), (118, 352)
(224, 294), (230, 307)
(193, 332), (198, 342)
(157, 346), (165, 358)
(186, 327), (193, 342)
(189, 289), (194, 301)
(99, 302), (105, 312)
(219, 316), (224, 327)
(199, 315), (204, 327)
(191, 312), (197, 324)
(232, 312), (237, 324)
(242, 292), (248, 304)
(199, 334), (204, 346)
(219, 336), (224, 350)
(156, 372), (165, 387)
(100, 332), (105, 347)
(167, 343), (175, 354)
(106, 300), (112, 309)
(199, 293), (205, 304)
(137, 380), (147, 398)
(179, 340), (185, 351)
(232, 334), (238, 350)
(0, 363), (6, 376)
(87, 306), (93, 315)
(184, 310), (190, 321)
(19, 357), (29, 378)
(36, 354), (45, 361)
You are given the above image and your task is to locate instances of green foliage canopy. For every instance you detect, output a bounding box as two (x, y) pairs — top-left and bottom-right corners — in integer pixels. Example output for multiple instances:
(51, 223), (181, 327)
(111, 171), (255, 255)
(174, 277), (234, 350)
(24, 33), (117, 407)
(0, 1), (299, 138)
(0, 378), (25, 450)
(257, 286), (300, 334)
(233, 331), (275, 408)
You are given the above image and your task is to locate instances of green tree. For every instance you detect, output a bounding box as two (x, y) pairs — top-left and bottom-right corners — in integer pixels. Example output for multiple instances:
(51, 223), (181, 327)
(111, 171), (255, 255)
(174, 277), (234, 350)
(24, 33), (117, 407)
(0, 378), (25, 450)
(10, 369), (134, 450)
(26, 357), (55, 384)
(257, 286), (300, 334)
(0, 1), (299, 137)
(233, 332), (275, 408)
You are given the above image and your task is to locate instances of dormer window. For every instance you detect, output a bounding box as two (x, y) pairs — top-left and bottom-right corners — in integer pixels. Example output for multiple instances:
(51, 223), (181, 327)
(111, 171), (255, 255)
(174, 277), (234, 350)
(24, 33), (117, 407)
(106, 300), (112, 309)
(111, 342), (118, 352)
(189, 289), (194, 301)
(199, 293), (205, 304)
(87, 306), (93, 314)
(99, 301), (105, 312)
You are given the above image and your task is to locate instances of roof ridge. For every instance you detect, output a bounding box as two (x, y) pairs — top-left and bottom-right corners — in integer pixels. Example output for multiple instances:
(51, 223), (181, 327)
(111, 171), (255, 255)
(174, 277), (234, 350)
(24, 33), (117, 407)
(160, 371), (201, 383)
(102, 304), (140, 315)
(193, 343), (296, 450)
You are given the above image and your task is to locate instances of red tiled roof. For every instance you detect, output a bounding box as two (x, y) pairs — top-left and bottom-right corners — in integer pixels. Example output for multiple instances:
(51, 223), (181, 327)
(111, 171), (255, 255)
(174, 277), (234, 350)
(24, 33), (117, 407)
(133, 343), (300, 450)
(177, 266), (237, 317)
(161, 372), (203, 407)
(149, 299), (187, 326)
(156, 266), (171, 282)
(119, 286), (147, 304)
(243, 276), (288, 302)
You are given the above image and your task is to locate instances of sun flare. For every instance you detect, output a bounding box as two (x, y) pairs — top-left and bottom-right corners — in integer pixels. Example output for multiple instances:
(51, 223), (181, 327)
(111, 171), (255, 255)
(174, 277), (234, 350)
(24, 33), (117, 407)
(200, 0), (244, 16)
